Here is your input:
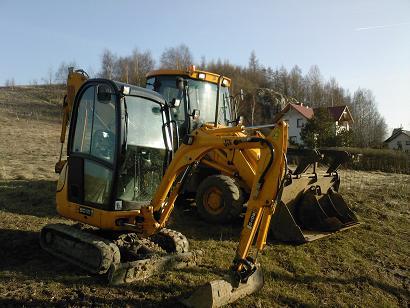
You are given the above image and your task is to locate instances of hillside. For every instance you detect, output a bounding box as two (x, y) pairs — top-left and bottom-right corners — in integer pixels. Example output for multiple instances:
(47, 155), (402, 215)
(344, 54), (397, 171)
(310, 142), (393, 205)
(0, 85), (409, 307)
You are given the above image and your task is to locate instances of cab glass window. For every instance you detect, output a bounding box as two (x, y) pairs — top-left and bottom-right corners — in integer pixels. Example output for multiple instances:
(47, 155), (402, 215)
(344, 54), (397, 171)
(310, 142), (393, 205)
(72, 87), (94, 155)
(72, 85), (117, 163)
(116, 96), (167, 203)
(84, 160), (113, 205)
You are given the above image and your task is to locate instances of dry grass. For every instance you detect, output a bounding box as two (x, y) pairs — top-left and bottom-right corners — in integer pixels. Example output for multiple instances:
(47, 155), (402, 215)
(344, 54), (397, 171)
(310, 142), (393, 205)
(0, 86), (409, 307)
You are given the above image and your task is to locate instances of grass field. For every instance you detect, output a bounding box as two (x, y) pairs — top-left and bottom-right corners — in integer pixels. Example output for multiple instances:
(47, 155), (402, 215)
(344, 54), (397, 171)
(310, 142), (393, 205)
(0, 86), (409, 307)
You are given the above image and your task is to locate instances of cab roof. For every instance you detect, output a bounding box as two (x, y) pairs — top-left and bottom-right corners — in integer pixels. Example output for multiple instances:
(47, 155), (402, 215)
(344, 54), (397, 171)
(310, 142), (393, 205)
(146, 66), (232, 87)
(109, 80), (167, 105)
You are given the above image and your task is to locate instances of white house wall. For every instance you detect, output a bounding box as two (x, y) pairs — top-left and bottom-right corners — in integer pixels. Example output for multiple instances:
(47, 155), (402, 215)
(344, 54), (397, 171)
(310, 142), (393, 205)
(386, 133), (410, 151)
(280, 108), (309, 144)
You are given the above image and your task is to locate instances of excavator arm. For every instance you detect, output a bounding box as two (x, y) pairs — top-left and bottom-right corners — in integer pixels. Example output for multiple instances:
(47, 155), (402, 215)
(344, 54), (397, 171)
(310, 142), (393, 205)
(55, 68), (88, 173)
(134, 121), (288, 282)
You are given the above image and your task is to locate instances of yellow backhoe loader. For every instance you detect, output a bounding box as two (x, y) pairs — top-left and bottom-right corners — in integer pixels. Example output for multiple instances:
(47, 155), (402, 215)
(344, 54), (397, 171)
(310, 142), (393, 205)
(146, 67), (359, 243)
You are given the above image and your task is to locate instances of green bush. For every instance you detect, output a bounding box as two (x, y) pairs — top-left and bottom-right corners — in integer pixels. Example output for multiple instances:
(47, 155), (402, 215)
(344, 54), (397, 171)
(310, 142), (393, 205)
(286, 147), (410, 174)
(332, 147), (410, 174)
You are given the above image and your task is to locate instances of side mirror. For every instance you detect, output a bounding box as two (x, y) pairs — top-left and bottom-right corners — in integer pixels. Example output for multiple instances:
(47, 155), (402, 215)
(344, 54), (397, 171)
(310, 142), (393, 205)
(97, 84), (112, 102)
(170, 98), (181, 108)
(191, 109), (200, 120)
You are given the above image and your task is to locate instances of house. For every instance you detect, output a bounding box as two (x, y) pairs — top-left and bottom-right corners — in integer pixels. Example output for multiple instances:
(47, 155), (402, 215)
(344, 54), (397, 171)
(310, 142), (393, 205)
(326, 105), (354, 133)
(275, 103), (354, 145)
(384, 128), (410, 152)
(275, 103), (313, 144)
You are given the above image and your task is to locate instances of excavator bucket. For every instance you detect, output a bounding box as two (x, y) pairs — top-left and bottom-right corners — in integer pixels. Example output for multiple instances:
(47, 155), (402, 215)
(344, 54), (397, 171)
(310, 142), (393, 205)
(269, 149), (359, 243)
(182, 265), (264, 308)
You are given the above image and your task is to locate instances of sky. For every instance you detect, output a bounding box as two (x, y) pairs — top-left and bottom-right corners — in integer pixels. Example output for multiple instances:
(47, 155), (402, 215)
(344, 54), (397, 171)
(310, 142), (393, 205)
(0, 0), (409, 132)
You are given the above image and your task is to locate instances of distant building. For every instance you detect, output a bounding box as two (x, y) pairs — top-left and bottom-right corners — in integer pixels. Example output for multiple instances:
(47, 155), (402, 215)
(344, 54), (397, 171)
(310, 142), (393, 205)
(326, 105), (354, 133)
(275, 103), (354, 145)
(384, 128), (410, 152)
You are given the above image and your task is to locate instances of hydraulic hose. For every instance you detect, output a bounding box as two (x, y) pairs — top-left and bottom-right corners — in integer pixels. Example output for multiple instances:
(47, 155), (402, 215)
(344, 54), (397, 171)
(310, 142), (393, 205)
(234, 137), (274, 189)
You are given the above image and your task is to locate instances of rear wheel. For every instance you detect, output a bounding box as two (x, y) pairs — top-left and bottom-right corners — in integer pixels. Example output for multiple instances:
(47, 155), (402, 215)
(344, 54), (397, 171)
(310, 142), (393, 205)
(196, 175), (244, 223)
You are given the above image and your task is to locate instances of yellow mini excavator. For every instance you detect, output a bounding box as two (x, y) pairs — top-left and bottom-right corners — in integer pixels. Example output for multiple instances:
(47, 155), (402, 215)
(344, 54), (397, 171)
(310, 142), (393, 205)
(40, 68), (291, 306)
(146, 66), (359, 243)
(40, 68), (358, 306)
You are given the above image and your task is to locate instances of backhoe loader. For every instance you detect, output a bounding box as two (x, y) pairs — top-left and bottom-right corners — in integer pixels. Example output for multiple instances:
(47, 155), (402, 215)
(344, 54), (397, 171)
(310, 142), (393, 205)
(146, 67), (359, 243)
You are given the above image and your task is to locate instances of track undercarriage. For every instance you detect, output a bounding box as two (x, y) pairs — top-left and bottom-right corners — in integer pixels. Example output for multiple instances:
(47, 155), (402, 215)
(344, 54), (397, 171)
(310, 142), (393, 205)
(40, 223), (201, 285)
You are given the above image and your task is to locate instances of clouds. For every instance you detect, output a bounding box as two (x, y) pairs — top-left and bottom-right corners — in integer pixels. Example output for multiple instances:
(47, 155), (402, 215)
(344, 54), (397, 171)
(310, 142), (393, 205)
(355, 21), (410, 31)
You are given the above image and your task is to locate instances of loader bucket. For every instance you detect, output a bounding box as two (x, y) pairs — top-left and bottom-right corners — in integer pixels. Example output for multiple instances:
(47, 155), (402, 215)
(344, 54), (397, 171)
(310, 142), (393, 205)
(269, 149), (359, 243)
(182, 265), (264, 308)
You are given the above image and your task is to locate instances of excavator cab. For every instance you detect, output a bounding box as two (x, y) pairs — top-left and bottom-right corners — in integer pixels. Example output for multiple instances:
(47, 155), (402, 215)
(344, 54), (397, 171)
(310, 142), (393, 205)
(41, 79), (202, 281)
(54, 78), (175, 227)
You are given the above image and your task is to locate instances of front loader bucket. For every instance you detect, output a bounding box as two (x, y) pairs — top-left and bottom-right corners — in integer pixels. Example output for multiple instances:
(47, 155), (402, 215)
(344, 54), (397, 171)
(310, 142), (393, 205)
(270, 179), (359, 243)
(270, 149), (359, 243)
(182, 265), (264, 308)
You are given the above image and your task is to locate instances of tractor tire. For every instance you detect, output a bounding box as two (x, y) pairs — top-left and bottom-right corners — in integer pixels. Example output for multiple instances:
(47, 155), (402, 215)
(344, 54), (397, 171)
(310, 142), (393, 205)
(196, 175), (244, 223)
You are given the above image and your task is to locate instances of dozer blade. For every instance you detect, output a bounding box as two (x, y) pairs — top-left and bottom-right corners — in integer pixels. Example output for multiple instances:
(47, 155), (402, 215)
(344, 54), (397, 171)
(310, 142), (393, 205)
(108, 250), (203, 285)
(182, 265), (264, 308)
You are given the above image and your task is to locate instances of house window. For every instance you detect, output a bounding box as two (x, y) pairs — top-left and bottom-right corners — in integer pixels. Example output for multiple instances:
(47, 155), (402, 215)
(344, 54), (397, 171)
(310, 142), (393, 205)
(289, 136), (297, 144)
(406, 141), (410, 145)
(297, 119), (304, 128)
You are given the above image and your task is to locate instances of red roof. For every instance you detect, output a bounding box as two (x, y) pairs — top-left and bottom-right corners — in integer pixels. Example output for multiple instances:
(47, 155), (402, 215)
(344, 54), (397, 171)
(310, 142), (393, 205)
(276, 103), (353, 123)
(280, 103), (314, 119)
(327, 106), (347, 121)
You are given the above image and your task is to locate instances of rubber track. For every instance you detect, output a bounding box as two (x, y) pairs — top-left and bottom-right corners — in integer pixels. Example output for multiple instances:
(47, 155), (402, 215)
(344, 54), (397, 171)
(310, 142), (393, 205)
(150, 228), (189, 253)
(40, 223), (120, 274)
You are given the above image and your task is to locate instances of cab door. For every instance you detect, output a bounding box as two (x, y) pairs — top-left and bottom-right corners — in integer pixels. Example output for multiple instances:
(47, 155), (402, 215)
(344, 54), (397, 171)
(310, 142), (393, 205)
(67, 82), (118, 210)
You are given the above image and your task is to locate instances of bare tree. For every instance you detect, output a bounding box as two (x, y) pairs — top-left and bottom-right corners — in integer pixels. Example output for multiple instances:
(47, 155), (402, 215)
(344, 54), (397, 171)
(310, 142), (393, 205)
(100, 49), (116, 79)
(129, 49), (155, 86)
(351, 88), (387, 147)
(306, 65), (324, 107)
(55, 61), (77, 84)
(248, 50), (259, 73)
(41, 67), (54, 85)
(288, 65), (305, 103)
(200, 56), (206, 69)
(4, 78), (15, 87)
(160, 44), (193, 69)
(114, 56), (130, 83)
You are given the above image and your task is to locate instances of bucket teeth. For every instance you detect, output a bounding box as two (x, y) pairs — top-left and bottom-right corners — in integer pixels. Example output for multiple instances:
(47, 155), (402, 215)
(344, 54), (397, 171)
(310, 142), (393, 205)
(181, 265), (264, 308)
(270, 148), (360, 243)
